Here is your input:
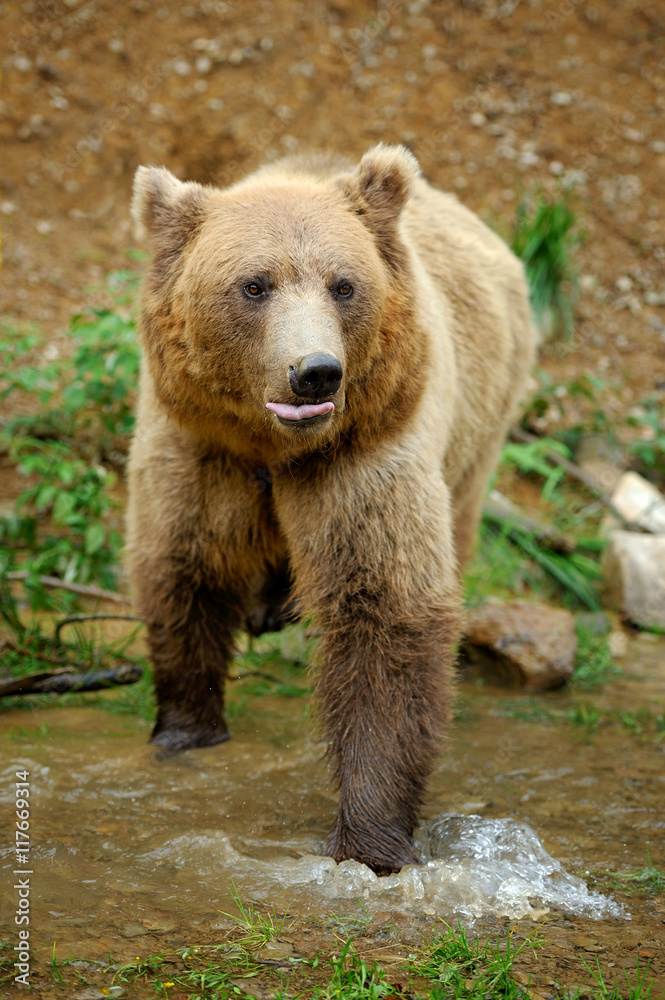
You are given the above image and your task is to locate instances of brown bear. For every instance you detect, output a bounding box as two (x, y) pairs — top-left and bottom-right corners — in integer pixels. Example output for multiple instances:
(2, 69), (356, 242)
(127, 144), (535, 875)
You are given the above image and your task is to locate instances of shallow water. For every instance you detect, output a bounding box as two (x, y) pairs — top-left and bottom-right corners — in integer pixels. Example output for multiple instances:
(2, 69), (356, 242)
(0, 629), (663, 983)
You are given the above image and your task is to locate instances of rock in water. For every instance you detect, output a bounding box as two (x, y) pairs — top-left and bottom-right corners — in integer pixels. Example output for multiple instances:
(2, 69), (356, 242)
(462, 600), (577, 690)
(602, 531), (665, 628)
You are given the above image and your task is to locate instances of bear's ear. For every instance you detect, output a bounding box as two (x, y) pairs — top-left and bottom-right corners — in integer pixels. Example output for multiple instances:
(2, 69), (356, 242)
(336, 144), (420, 269)
(131, 165), (209, 245)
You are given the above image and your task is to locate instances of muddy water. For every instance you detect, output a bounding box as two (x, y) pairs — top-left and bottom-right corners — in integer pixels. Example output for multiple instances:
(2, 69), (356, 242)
(0, 630), (664, 986)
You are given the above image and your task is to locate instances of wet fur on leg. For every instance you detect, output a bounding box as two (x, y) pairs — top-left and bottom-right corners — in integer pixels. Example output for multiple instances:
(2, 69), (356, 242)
(319, 603), (461, 875)
(146, 580), (242, 751)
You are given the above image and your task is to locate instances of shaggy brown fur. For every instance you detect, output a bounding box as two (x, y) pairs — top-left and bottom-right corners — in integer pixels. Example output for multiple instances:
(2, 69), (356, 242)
(127, 144), (535, 874)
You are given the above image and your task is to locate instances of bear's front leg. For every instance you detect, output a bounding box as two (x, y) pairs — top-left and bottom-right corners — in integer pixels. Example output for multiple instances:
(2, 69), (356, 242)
(143, 577), (243, 752)
(274, 453), (462, 875)
(127, 438), (272, 753)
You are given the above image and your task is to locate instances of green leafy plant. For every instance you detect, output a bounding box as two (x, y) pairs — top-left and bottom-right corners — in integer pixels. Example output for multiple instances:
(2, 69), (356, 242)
(0, 271), (138, 620)
(501, 438), (572, 500)
(1, 271), (140, 462)
(511, 189), (581, 342)
(1, 437), (121, 599)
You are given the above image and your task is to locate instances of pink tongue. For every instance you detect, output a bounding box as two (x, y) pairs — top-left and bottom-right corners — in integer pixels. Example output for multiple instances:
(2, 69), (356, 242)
(266, 401), (334, 421)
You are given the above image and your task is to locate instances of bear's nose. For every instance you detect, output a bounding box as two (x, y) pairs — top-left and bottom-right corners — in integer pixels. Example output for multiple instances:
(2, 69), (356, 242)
(289, 352), (343, 398)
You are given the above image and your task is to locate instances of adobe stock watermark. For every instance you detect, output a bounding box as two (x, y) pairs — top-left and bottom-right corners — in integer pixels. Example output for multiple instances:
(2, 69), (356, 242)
(13, 769), (32, 988)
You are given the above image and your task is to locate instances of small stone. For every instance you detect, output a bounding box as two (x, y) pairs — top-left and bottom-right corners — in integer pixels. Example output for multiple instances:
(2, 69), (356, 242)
(36, 220), (53, 234)
(231, 981), (267, 1000)
(108, 37), (124, 53)
(573, 936), (606, 952)
(120, 922), (150, 938)
(461, 601), (577, 690)
(253, 940), (293, 962)
(1, 200), (16, 215)
(470, 111), (486, 127)
(13, 54), (32, 72)
(651, 140), (665, 154)
(602, 532), (665, 628)
(195, 55), (212, 73)
(549, 160), (564, 175)
(616, 275), (633, 293)
(228, 48), (243, 65)
(297, 60), (315, 78)
(138, 917), (177, 933)
(551, 91), (572, 106)
(579, 273), (597, 292)
(622, 127), (645, 143)
(519, 150), (539, 167)
(172, 57), (191, 75)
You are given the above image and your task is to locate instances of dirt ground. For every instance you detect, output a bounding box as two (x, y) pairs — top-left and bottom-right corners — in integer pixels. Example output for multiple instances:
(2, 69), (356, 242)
(1, 0), (665, 416)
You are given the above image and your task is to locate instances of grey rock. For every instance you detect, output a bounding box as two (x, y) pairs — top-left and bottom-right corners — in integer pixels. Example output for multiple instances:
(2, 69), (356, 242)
(609, 472), (665, 534)
(602, 531), (665, 628)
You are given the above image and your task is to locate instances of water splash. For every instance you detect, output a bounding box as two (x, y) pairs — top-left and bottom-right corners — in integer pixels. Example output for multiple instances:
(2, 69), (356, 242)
(140, 814), (625, 922)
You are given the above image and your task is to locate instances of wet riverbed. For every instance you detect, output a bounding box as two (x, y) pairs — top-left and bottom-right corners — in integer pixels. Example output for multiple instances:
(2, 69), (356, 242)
(0, 628), (664, 992)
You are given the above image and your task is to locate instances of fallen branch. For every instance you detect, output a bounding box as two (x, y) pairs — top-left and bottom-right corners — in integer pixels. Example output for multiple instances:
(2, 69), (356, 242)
(55, 613), (143, 645)
(482, 492), (576, 553)
(508, 426), (650, 533)
(0, 662), (143, 698)
(5, 572), (131, 604)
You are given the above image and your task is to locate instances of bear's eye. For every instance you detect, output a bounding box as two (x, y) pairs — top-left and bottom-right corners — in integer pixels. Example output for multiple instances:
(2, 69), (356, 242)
(336, 282), (354, 298)
(244, 282), (265, 298)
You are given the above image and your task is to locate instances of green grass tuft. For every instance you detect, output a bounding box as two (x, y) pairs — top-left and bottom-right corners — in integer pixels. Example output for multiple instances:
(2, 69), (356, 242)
(409, 922), (542, 1000)
(511, 189), (581, 342)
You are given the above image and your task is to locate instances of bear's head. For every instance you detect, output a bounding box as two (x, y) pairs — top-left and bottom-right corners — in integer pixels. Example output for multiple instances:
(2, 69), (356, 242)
(132, 144), (422, 457)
